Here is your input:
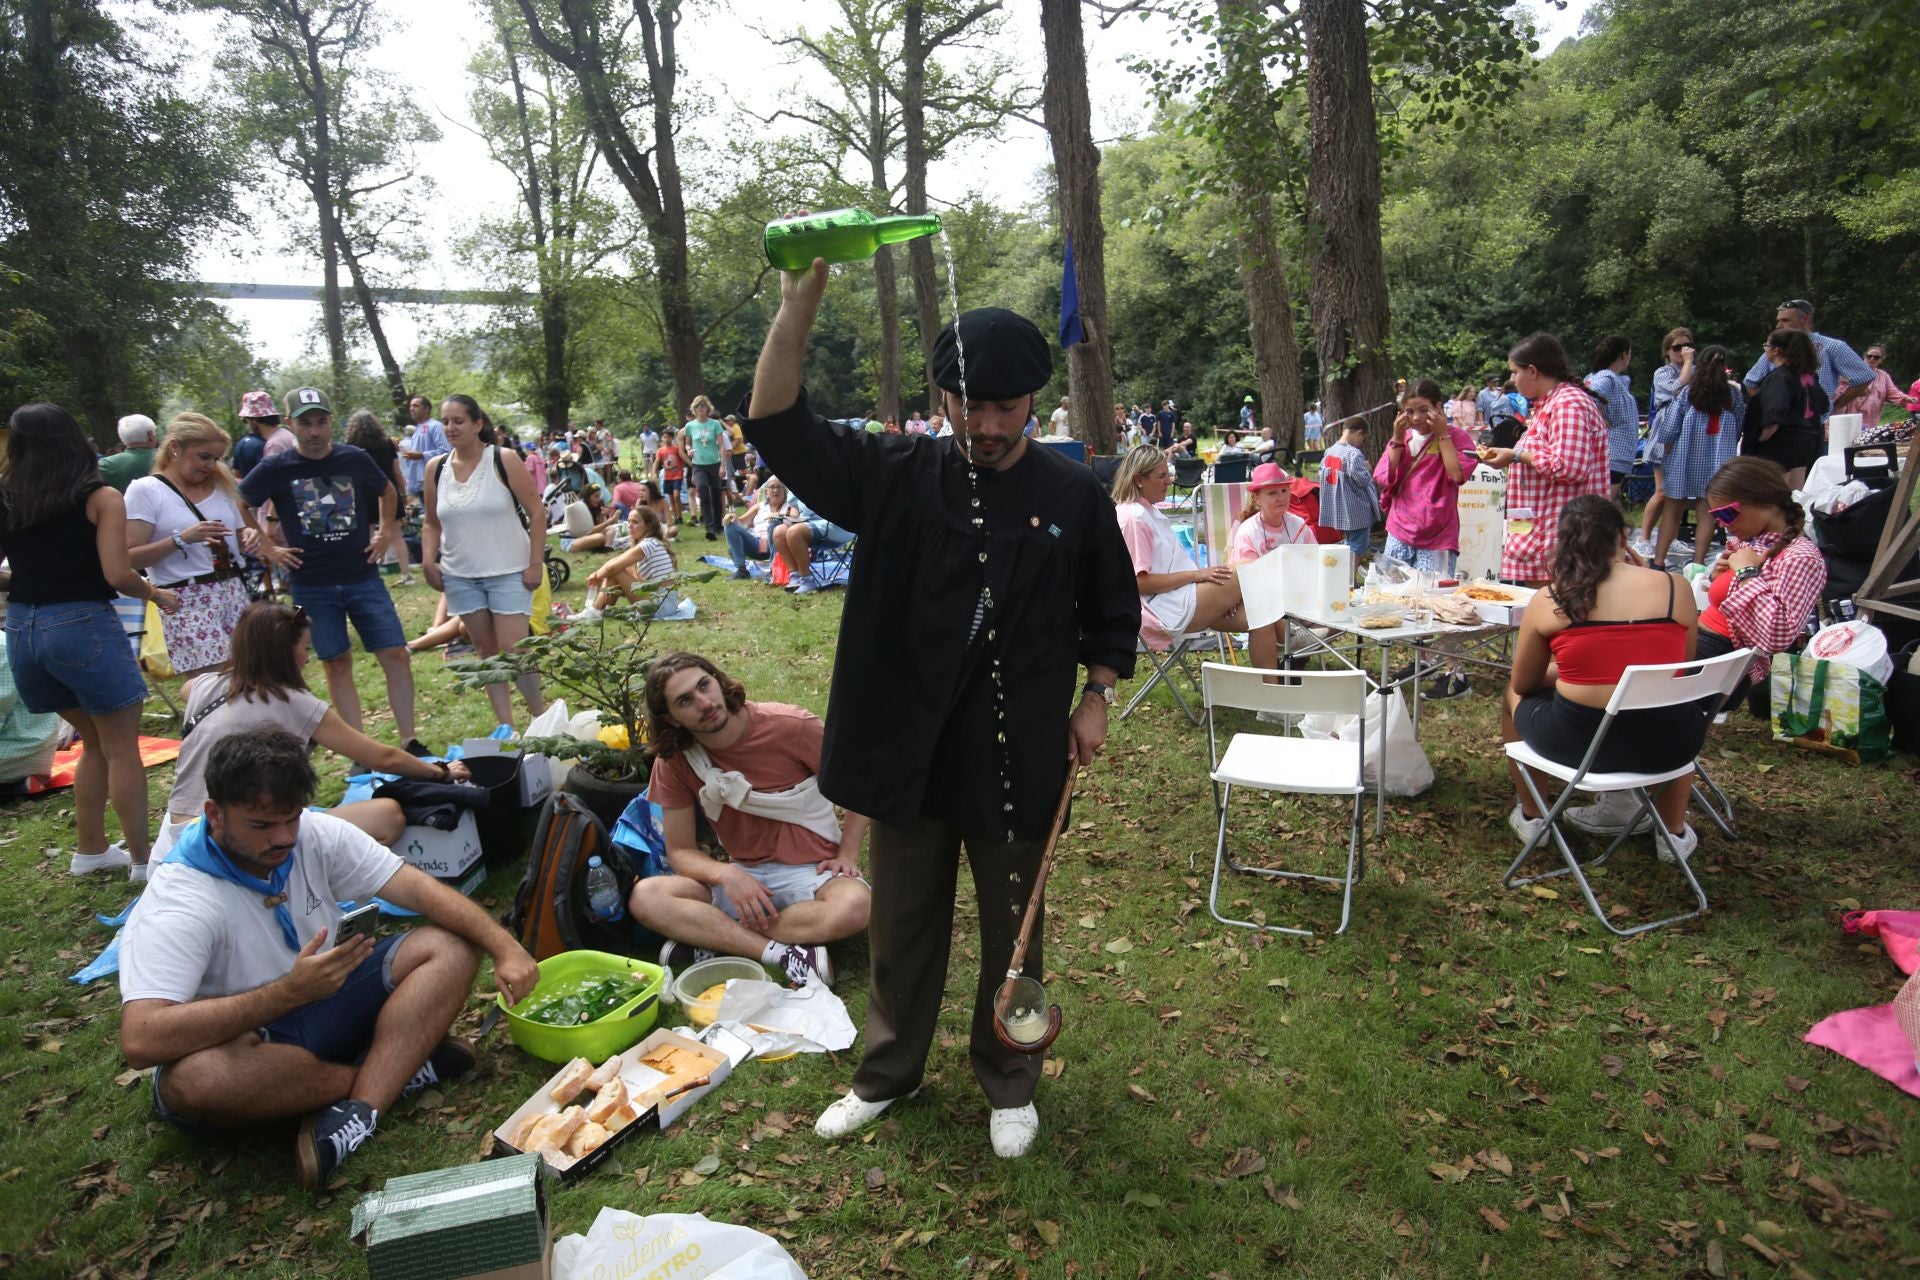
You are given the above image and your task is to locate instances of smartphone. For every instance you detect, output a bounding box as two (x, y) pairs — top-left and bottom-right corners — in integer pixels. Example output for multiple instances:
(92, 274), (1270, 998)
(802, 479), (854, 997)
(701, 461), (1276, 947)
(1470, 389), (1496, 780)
(335, 903), (380, 950)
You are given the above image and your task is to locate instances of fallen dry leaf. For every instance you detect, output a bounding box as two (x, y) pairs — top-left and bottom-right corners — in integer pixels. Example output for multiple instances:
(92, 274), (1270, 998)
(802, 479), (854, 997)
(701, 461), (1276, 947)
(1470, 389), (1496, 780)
(1478, 1206), (1510, 1233)
(1035, 1220), (1062, 1246)
(1126, 1084), (1158, 1104)
(1104, 937), (1135, 954)
(1223, 1148), (1265, 1179)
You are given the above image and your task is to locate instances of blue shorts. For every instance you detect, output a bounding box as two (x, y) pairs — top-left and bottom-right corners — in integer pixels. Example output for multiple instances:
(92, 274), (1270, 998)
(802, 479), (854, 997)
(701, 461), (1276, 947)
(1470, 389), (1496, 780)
(291, 574), (408, 661)
(151, 932), (405, 1132)
(444, 571), (533, 617)
(661, 477), (684, 497)
(1341, 527), (1372, 559)
(4, 599), (148, 716)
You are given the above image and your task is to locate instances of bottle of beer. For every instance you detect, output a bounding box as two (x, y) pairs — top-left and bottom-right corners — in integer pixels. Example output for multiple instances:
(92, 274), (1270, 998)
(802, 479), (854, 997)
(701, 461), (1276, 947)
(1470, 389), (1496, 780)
(763, 208), (942, 271)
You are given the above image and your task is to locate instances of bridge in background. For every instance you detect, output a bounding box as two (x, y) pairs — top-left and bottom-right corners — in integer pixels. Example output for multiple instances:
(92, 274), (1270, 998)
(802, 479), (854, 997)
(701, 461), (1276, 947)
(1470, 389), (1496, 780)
(187, 281), (530, 306)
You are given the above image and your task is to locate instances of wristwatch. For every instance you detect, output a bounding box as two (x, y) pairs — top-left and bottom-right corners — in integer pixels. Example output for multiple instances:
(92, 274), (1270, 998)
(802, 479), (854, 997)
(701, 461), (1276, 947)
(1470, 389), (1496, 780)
(1733, 565), (1762, 584)
(1082, 680), (1115, 707)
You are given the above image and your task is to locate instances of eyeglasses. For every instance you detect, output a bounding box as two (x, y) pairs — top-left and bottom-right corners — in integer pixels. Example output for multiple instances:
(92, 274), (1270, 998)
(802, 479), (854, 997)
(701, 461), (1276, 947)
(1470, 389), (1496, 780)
(1709, 501), (1742, 527)
(1866, 352), (1884, 361)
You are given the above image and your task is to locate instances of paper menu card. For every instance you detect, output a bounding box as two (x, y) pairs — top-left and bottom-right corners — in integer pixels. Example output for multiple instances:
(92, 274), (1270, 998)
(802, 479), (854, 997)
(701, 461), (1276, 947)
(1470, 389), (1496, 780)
(1236, 543), (1351, 629)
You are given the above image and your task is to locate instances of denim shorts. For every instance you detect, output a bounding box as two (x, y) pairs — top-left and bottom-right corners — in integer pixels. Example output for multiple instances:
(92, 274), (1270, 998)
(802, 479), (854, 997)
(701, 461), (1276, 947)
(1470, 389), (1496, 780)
(1341, 527), (1373, 558)
(661, 477), (683, 496)
(444, 571), (534, 617)
(708, 860), (866, 921)
(151, 932), (405, 1131)
(4, 599), (148, 716)
(1382, 537), (1457, 577)
(805, 518), (855, 550)
(290, 574), (408, 661)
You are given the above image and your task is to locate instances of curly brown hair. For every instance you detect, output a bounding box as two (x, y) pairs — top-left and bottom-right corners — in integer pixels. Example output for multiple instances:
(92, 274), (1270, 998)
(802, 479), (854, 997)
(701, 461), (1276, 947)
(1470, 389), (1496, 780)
(1550, 495), (1626, 624)
(643, 652), (748, 758)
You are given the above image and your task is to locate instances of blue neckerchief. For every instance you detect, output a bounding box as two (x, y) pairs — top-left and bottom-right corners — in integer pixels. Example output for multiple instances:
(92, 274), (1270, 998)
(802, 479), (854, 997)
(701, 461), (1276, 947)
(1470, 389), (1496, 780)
(165, 818), (299, 951)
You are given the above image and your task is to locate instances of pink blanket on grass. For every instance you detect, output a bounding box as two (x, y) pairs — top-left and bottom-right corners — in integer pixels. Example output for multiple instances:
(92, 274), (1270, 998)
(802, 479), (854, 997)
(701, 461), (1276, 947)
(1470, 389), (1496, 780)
(1804, 912), (1920, 1100)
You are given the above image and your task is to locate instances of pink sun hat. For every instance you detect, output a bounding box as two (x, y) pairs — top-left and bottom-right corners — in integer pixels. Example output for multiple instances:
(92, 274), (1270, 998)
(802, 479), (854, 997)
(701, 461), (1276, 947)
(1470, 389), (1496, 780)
(1248, 461), (1290, 491)
(238, 390), (278, 419)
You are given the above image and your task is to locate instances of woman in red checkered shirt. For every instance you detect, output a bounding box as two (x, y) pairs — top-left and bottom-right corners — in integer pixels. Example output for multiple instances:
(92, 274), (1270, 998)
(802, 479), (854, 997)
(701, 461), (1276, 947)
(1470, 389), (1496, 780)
(1695, 456), (1826, 712)
(1476, 333), (1613, 583)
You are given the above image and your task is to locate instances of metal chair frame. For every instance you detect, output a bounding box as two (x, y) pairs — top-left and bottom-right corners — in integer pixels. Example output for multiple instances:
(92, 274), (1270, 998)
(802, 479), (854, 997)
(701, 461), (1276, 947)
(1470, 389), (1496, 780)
(1501, 649), (1751, 937)
(1203, 662), (1370, 938)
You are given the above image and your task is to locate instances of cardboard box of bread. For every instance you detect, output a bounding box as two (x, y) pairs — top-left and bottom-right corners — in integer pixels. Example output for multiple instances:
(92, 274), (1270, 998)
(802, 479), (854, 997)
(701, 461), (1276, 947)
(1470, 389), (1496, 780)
(492, 1027), (752, 1179)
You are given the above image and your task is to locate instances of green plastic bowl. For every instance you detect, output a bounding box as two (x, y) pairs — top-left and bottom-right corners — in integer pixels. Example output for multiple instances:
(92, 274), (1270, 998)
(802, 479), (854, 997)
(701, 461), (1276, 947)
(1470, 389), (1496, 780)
(499, 950), (664, 1064)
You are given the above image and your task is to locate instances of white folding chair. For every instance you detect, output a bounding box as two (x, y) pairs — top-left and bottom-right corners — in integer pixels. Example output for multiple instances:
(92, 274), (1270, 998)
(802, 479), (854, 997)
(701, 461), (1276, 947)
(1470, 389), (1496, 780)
(1120, 628), (1228, 725)
(1203, 662), (1369, 938)
(1502, 649), (1752, 937)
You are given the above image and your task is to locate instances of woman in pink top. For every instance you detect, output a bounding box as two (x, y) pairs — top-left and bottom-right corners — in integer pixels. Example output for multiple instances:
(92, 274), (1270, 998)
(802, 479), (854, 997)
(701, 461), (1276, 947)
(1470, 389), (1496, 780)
(1855, 344), (1916, 429)
(1477, 333), (1611, 584)
(1448, 385), (1482, 434)
(1372, 379), (1475, 576)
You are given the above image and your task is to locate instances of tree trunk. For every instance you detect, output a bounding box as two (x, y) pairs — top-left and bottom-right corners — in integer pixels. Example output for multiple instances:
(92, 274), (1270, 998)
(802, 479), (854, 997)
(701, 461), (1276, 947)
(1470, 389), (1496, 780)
(1304, 0), (1395, 452)
(868, 79), (901, 424)
(901, 1), (942, 400)
(1039, 0), (1116, 454)
(1215, 0), (1305, 454)
(334, 230), (408, 411)
(541, 288), (571, 433)
(291, 10), (351, 409)
(515, 0), (705, 412)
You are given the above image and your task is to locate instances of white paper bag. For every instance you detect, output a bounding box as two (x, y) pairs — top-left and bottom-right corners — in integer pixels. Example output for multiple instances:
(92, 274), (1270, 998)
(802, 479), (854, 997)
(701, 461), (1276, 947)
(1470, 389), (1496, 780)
(1297, 689), (1434, 797)
(554, 1210), (807, 1280)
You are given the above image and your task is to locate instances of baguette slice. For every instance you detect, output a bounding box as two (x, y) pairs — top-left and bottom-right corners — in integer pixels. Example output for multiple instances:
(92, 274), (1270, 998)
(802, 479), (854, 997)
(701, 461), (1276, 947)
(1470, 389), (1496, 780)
(508, 1113), (544, 1151)
(604, 1101), (640, 1133)
(548, 1057), (596, 1104)
(584, 1055), (624, 1089)
(584, 1077), (629, 1126)
(565, 1120), (611, 1158)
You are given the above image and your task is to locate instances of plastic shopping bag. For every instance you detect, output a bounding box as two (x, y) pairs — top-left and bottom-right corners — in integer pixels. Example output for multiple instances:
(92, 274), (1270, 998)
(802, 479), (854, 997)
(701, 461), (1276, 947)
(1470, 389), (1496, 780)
(525, 699), (570, 739)
(1771, 652), (1892, 764)
(140, 601), (175, 679)
(554, 1209), (807, 1280)
(1299, 689), (1434, 797)
(529, 564), (553, 635)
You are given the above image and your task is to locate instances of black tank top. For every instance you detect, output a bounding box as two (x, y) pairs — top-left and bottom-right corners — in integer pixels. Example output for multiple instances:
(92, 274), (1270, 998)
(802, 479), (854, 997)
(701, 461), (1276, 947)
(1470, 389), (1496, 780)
(2, 488), (116, 604)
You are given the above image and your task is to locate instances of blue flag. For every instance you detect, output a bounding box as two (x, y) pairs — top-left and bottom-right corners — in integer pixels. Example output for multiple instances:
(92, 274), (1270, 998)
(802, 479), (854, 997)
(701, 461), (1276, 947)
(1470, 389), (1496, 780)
(1059, 232), (1085, 349)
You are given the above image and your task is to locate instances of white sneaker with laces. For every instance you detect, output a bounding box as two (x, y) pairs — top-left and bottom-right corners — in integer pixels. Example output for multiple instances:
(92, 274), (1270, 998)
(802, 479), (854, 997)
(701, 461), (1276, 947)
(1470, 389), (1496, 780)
(1508, 806), (1548, 846)
(1564, 791), (1652, 836)
(815, 1087), (917, 1139)
(989, 1104), (1040, 1159)
(1654, 823), (1699, 865)
(71, 843), (131, 876)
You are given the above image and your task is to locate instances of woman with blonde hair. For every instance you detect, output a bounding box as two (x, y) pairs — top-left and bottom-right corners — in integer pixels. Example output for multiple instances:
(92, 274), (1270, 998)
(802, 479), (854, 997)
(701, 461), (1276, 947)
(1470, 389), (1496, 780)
(1110, 446), (1283, 681)
(683, 394), (731, 540)
(126, 412), (283, 676)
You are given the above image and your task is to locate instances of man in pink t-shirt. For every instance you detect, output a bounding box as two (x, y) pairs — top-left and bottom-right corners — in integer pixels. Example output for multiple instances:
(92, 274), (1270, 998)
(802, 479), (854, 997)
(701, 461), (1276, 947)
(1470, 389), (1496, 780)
(629, 652), (871, 987)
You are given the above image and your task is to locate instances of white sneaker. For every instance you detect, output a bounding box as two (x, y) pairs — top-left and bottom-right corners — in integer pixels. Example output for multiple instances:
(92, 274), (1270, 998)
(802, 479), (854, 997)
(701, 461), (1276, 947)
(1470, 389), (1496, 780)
(128, 861), (151, 885)
(572, 606), (603, 624)
(1508, 806), (1548, 846)
(1654, 823), (1699, 865)
(989, 1104), (1040, 1159)
(1564, 791), (1652, 836)
(815, 1087), (917, 1139)
(71, 843), (131, 876)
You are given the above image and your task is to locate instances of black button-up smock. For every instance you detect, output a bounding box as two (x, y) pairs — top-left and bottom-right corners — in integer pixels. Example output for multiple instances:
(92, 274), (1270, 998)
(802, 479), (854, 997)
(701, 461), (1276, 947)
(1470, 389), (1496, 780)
(743, 392), (1140, 840)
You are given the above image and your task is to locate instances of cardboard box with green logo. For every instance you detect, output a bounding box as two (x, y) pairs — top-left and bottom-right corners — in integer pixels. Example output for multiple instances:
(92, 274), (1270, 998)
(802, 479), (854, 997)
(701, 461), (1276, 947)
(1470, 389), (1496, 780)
(351, 1153), (551, 1280)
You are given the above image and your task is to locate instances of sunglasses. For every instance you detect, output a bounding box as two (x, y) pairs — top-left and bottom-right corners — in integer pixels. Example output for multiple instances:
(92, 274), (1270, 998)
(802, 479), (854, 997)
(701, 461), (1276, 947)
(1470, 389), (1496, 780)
(1709, 501), (1742, 527)
(1866, 352), (1884, 361)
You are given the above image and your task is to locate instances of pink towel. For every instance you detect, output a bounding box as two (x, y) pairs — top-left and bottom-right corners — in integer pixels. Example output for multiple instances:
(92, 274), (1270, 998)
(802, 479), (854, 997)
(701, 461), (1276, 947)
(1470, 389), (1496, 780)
(1804, 998), (1920, 1101)
(1842, 909), (1920, 975)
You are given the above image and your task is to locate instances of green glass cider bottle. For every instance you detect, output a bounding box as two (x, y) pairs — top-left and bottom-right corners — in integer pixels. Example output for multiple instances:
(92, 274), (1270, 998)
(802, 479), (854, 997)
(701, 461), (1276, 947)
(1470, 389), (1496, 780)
(763, 208), (943, 271)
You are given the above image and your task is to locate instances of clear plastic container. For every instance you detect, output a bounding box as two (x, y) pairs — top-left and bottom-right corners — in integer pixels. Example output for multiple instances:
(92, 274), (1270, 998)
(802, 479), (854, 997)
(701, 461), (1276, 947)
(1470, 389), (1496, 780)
(669, 956), (774, 1027)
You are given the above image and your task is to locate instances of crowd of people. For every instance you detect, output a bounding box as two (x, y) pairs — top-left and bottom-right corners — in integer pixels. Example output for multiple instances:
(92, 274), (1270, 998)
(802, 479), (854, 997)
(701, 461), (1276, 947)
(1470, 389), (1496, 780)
(0, 279), (1893, 1192)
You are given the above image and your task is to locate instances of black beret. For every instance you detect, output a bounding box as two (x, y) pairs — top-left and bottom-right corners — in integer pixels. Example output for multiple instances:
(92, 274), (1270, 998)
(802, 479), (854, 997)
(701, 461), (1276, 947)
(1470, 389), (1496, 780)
(930, 308), (1053, 402)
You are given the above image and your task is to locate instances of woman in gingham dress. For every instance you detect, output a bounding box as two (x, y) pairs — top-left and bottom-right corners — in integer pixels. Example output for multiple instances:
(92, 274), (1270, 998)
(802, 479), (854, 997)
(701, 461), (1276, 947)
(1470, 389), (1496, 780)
(1648, 345), (1743, 568)
(1583, 334), (1639, 500)
(1476, 333), (1611, 584)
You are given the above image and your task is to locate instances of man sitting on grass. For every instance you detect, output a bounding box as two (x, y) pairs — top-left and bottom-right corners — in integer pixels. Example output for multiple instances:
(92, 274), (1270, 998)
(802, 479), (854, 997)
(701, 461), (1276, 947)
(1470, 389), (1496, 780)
(632, 651), (870, 986)
(116, 729), (539, 1190)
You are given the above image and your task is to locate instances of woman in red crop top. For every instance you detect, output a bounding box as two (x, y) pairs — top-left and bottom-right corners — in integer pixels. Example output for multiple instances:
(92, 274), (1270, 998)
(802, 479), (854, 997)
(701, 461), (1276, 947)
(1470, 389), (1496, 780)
(1503, 496), (1709, 861)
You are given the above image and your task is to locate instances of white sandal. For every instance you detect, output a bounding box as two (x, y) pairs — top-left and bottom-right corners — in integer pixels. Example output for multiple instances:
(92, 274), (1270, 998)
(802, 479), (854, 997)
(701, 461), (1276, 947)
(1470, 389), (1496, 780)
(990, 1104), (1039, 1159)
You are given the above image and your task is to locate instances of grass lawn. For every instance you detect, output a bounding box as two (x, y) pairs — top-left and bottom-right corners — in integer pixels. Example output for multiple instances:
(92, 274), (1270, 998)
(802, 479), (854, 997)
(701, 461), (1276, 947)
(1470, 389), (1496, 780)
(0, 546), (1915, 1279)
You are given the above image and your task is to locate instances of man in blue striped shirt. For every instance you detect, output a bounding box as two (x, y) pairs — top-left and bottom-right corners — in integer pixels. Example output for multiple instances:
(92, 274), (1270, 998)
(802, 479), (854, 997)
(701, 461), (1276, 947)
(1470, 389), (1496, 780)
(1741, 299), (1871, 414)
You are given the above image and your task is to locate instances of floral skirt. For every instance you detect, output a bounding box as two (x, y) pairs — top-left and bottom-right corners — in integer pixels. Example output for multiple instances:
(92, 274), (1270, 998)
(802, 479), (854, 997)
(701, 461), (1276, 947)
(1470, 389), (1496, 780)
(159, 576), (251, 672)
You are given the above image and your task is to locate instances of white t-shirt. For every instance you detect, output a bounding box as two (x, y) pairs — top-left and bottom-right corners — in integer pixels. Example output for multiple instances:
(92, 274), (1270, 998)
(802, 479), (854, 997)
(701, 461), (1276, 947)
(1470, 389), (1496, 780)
(124, 477), (246, 582)
(1049, 407), (1072, 434)
(119, 811), (404, 1005)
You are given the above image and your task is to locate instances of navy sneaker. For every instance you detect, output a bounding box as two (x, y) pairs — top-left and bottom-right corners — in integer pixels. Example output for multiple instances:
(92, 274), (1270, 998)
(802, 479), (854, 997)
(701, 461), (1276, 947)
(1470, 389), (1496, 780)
(401, 1038), (477, 1100)
(1425, 673), (1471, 700)
(659, 940), (714, 975)
(777, 943), (832, 988)
(296, 1099), (378, 1189)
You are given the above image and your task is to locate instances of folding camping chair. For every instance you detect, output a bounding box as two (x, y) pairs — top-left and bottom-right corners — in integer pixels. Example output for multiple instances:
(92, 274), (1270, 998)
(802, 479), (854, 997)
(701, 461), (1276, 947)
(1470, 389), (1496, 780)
(1204, 662), (1370, 938)
(112, 595), (182, 720)
(1502, 648), (1752, 937)
(811, 534), (857, 587)
(1168, 455), (1205, 507)
(1118, 481), (1248, 723)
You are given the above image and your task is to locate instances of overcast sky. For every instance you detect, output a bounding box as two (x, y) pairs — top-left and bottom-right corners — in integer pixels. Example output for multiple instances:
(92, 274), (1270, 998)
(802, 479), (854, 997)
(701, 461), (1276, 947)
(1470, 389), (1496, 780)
(192, 0), (1591, 367)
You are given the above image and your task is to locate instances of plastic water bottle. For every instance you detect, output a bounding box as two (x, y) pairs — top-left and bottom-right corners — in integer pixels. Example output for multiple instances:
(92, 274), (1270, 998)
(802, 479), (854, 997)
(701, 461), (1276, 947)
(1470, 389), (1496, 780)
(584, 856), (624, 924)
(763, 208), (942, 271)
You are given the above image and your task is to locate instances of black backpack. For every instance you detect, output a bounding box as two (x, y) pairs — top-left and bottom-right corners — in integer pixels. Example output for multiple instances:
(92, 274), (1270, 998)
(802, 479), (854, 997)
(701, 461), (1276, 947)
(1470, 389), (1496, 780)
(507, 793), (641, 960)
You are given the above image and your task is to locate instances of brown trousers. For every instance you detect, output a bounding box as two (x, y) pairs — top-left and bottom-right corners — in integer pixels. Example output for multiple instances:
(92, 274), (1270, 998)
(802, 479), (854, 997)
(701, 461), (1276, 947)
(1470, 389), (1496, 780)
(851, 816), (1043, 1110)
